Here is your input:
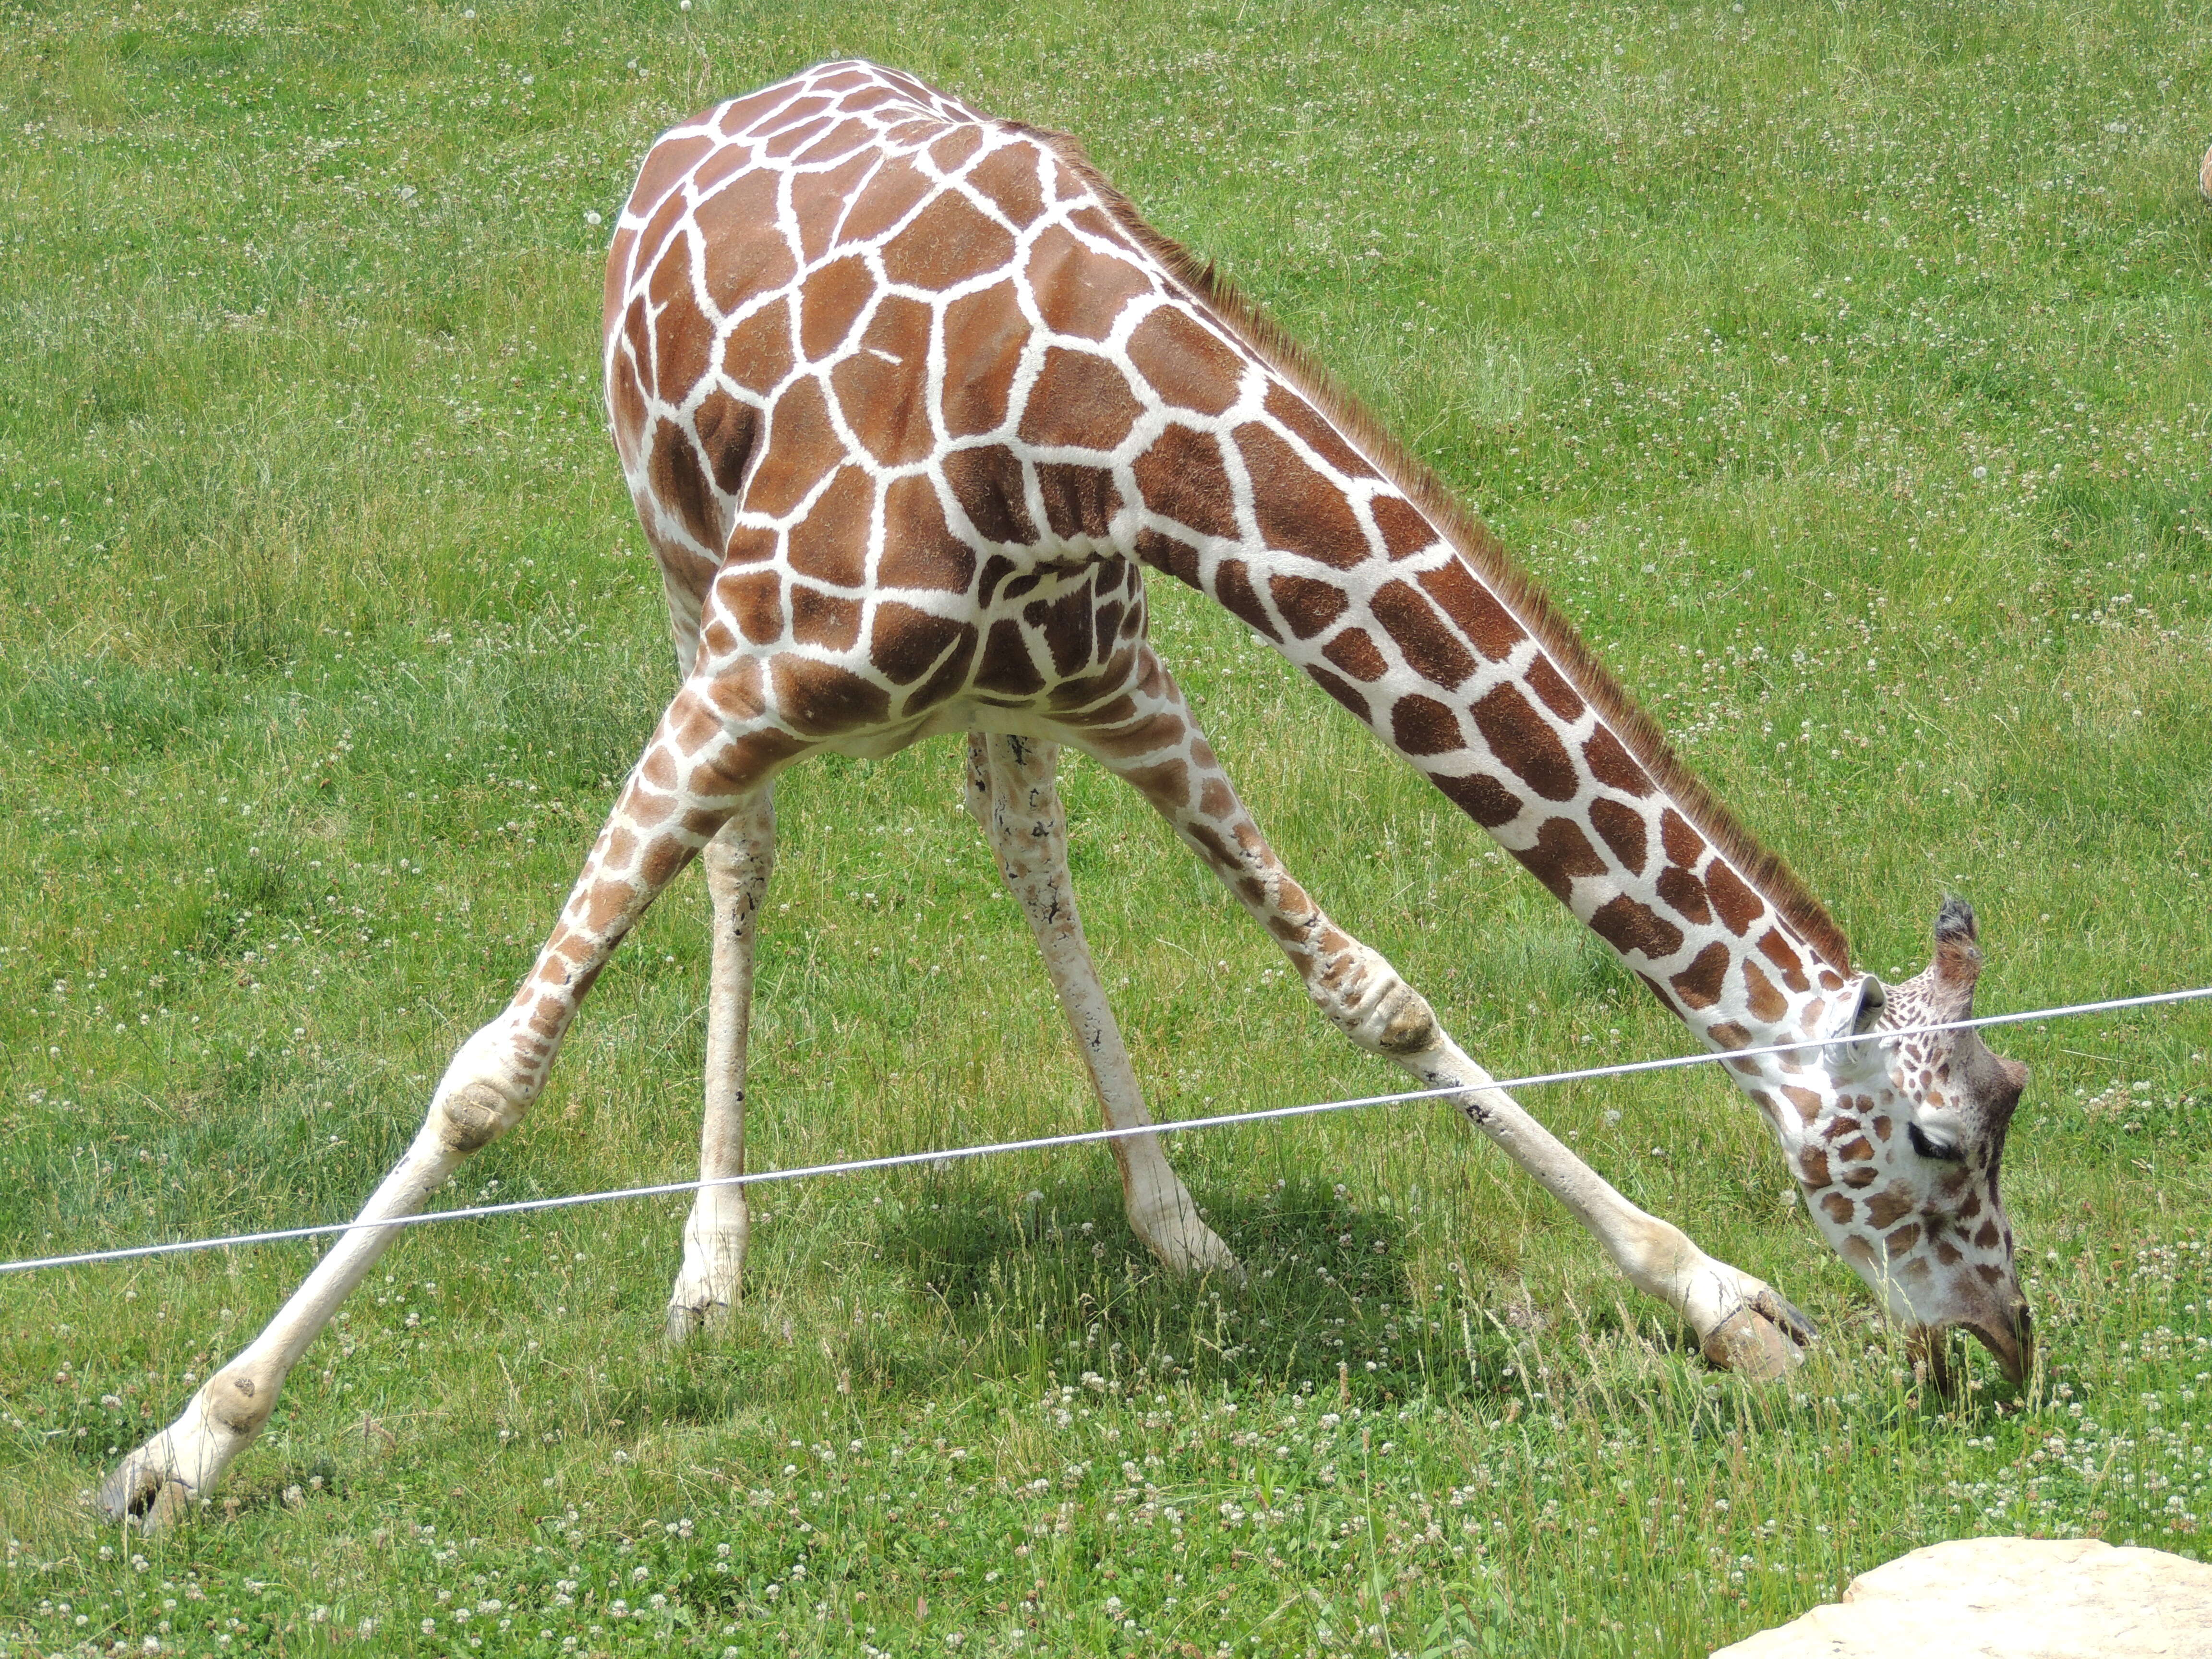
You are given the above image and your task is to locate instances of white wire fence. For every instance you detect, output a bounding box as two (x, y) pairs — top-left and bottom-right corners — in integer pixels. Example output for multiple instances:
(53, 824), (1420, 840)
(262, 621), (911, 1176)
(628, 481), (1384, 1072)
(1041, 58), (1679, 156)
(2, 984), (2206, 1279)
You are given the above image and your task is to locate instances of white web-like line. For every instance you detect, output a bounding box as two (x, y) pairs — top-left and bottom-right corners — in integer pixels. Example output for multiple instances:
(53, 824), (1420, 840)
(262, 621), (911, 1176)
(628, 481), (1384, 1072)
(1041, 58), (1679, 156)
(3, 985), (2204, 1278)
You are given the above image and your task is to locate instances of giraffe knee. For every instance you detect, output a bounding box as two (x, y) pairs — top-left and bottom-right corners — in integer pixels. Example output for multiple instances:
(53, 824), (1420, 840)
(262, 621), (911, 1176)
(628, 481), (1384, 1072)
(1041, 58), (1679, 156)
(436, 1081), (523, 1155)
(203, 1370), (276, 1439)
(1369, 982), (1438, 1056)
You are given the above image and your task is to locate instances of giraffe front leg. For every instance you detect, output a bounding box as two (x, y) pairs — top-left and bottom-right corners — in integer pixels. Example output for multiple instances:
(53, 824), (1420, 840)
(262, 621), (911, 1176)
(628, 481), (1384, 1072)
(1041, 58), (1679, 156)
(1283, 941), (1815, 1376)
(667, 791), (774, 1341)
(1403, 1031), (1816, 1376)
(1077, 653), (1812, 1377)
(99, 687), (786, 1525)
(966, 732), (1240, 1280)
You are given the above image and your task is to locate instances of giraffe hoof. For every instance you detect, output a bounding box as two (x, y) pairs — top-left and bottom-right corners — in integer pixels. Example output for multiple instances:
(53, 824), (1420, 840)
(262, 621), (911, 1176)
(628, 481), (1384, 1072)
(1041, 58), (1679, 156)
(1700, 1306), (1805, 1380)
(96, 1455), (194, 1532)
(664, 1299), (734, 1346)
(1753, 1286), (1820, 1347)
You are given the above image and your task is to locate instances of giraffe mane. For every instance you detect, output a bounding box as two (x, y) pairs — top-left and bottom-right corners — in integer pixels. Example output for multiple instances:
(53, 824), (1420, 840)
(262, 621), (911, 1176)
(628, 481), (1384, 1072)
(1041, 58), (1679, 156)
(1012, 120), (1851, 972)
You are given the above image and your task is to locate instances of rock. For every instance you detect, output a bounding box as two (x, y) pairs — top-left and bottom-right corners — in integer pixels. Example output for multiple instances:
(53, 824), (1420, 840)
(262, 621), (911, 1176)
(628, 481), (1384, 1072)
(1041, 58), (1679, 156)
(1712, 1536), (2212, 1659)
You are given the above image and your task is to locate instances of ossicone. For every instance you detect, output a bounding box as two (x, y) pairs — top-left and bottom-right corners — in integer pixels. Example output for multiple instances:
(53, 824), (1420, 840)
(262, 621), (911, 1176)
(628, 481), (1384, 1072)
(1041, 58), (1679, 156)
(1929, 894), (1984, 1014)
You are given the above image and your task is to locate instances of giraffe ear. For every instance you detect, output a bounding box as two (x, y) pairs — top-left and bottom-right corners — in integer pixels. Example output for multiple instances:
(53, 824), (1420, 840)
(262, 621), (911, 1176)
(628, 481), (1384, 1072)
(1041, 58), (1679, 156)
(1848, 973), (1887, 1037)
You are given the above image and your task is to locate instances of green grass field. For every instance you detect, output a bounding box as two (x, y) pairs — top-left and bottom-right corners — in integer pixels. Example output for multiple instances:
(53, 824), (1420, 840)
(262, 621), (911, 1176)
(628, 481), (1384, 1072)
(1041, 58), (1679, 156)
(3, 0), (2210, 1653)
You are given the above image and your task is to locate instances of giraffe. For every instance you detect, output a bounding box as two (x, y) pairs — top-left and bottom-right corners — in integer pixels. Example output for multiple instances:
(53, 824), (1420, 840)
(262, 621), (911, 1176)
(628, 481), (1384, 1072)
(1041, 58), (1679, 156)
(98, 60), (2032, 1527)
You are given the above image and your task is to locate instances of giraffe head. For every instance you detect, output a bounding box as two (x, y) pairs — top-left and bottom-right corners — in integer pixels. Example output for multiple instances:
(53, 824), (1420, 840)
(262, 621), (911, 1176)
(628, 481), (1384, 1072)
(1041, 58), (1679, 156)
(1782, 898), (2031, 1384)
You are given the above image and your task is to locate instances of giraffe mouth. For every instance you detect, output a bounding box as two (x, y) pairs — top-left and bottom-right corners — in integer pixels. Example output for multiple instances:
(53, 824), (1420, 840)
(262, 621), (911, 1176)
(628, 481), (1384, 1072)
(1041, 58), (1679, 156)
(1907, 1298), (2032, 1394)
(1963, 1298), (2033, 1386)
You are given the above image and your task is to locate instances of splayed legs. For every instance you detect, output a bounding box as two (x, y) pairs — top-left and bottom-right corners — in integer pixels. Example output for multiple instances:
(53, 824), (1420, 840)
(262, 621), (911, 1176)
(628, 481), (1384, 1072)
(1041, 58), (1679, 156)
(96, 685), (793, 1526)
(966, 731), (1240, 1279)
(1070, 651), (1813, 1377)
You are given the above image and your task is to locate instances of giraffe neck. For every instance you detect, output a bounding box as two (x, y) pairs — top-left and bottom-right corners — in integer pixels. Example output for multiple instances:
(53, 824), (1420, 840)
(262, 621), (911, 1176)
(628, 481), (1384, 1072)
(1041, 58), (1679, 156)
(1003, 115), (1859, 1057)
(1146, 471), (1853, 1056)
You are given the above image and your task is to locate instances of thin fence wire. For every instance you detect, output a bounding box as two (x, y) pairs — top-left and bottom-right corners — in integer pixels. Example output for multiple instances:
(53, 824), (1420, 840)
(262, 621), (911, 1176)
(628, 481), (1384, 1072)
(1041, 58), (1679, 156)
(2, 984), (2206, 1279)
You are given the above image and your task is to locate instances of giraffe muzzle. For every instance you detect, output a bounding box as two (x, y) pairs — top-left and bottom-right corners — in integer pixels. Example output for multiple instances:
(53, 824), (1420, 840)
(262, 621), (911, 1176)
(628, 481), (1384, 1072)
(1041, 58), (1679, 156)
(1963, 1297), (2033, 1386)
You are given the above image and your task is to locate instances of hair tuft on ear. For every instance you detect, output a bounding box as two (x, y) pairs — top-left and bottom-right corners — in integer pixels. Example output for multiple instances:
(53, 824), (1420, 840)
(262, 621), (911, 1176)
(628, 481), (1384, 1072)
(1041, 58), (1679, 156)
(1934, 895), (1979, 948)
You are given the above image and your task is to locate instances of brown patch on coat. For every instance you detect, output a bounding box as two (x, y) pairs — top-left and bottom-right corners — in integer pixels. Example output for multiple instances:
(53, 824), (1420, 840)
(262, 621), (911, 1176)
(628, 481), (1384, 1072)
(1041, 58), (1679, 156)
(1269, 575), (1349, 639)
(715, 569), (784, 645)
(835, 156), (938, 246)
(1741, 957), (1789, 1023)
(797, 256), (875, 360)
(1587, 797), (1647, 873)
(1756, 928), (1813, 993)
(645, 423), (718, 550)
(717, 85), (801, 140)
(719, 296), (797, 395)
(769, 655), (889, 733)
(744, 375), (840, 517)
(1132, 423), (1238, 542)
(1321, 627), (1389, 682)
(878, 474), (975, 591)
(1212, 558), (1279, 642)
(786, 465), (872, 588)
(1036, 462), (1122, 541)
(1036, 586), (1096, 675)
(1705, 859), (1765, 936)
(1027, 224), (1154, 340)
(787, 151), (878, 262)
(1370, 579), (1477, 690)
(925, 123), (984, 173)
(1391, 695), (1462, 757)
(628, 132), (714, 217)
(881, 188), (1016, 290)
(974, 619), (1046, 696)
(1581, 725), (1649, 795)
(1589, 894), (1685, 961)
(788, 584), (863, 651)
(647, 244), (718, 400)
(1866, 1188), (1915, 1229)
(1514, 817), (1608, 904)
(942, 444), (1037, 547)
(1018, 347), (1145, 450)
(1239, 424), (1370, 568)
(1524, 657), (1585, 722)
(1372, 494), (1443, 560)
(1655, 863), (1714, 928)
(692, 390), (760, 496)
(1471, 683), (1578, 801)
(1433, 774), (1522, 831)
(692, 171), (794, 311)
(830, 294), (937, 465)
(1126, 305), (1246, 417)
(965, 143), (1047, 228)
(1263, 383), (1378, 480)
(790, 117), (873, 166)
(1669, 941), (1731, 1010)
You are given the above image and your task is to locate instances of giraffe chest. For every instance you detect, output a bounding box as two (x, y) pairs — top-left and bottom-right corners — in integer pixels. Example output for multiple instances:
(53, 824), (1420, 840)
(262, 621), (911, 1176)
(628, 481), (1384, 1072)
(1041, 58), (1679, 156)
(696, 548), (1153, 755)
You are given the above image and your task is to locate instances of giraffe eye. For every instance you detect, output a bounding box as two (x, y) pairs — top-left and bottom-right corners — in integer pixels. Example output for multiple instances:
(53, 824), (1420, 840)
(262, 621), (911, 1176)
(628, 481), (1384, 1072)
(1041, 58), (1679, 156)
(1907, 1123), (1962, 1163)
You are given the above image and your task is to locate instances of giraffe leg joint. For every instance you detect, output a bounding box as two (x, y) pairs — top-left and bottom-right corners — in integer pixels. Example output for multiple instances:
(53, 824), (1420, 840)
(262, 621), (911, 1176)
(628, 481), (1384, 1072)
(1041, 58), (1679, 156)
(1370, 982), (1439, 1056)
(436, 1081), (523, 1155)
(205, 1370), (276, 1438)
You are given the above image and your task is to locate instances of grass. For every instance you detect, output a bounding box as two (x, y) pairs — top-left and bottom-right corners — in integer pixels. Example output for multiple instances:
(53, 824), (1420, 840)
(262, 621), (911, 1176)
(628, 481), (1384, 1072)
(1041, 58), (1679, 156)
(1, 0), (2209, 1653)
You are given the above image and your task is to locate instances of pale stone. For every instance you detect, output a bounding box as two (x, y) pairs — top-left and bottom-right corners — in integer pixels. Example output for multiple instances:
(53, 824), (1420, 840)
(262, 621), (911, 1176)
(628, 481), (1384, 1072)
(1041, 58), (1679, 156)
(1712, 1536), (2212, 1659)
